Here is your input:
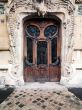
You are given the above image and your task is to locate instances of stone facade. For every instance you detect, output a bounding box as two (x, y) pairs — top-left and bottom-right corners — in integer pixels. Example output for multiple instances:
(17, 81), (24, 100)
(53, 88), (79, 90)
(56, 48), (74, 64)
(0, 0), (82, 86)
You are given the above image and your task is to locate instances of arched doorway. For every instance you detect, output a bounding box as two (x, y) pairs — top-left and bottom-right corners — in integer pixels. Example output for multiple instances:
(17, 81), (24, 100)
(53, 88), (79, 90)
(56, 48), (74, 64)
(23, 18), (61, 82)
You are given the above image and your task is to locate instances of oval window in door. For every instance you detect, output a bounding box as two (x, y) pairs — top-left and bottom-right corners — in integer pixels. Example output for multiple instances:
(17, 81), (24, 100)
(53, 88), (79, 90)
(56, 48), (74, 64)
(44, 25), (58, 38)
(26, 25), (40, 38)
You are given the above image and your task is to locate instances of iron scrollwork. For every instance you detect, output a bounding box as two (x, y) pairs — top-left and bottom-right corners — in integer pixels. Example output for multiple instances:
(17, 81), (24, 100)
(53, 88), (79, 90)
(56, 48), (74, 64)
(24, 57), (34, 67)
(50, 56), (60, 66)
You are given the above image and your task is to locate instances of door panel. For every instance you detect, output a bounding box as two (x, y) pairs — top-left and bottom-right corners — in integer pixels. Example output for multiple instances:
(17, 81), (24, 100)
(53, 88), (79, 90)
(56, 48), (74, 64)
(24, 19), (61, 82)
(24, 65), (61, 82)
(24, 66), (49, 82)
(35, 65), (49, 82)
(49, 66), (61, 81)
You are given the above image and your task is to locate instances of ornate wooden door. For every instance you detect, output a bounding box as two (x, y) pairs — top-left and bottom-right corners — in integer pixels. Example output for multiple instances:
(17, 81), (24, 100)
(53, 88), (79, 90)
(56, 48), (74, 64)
(24, 19), (61, 82)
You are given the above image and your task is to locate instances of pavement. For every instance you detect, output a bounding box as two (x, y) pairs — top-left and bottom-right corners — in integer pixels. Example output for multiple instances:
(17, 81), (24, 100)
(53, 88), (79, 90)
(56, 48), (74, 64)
(0, 83), (82, 110)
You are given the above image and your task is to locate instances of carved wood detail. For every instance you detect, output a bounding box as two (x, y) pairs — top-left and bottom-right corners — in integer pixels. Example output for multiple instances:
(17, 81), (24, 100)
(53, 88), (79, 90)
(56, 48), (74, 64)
(24, 66), (61, 82)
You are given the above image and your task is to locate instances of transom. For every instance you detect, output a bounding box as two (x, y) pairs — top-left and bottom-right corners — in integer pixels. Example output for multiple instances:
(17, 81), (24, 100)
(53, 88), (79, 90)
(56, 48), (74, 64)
(25, 20), (58, 40)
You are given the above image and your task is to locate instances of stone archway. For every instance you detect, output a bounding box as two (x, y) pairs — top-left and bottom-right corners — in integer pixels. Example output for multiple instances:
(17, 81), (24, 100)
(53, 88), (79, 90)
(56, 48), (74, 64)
(5, 0), (74, 85)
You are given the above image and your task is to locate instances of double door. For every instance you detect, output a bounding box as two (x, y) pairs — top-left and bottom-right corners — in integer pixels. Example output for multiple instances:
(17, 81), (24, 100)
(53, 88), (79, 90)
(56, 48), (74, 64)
(24, 19), (61, 82)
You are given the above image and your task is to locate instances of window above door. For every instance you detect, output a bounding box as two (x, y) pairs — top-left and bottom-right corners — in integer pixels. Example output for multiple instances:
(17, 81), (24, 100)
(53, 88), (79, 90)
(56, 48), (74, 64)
(25, 23), (58, 39)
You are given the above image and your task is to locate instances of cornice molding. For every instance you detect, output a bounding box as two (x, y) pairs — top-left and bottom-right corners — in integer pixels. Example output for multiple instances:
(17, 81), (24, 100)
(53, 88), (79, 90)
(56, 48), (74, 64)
(7, 0), (75, 15)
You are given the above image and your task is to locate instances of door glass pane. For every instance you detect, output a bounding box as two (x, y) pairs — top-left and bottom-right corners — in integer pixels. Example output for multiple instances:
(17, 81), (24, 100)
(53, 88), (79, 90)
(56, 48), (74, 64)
(27, 37), (33, 63)
(44, 25), (57, 38)
(37, 41), (47, 65)
(26, 25), (40, 38)
(51, 38), (57, 63)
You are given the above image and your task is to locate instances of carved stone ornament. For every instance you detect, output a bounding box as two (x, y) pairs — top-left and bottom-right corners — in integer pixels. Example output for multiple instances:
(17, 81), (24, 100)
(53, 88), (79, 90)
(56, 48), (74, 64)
(7, 0), (75, 14)
(6, 0), (74, 79)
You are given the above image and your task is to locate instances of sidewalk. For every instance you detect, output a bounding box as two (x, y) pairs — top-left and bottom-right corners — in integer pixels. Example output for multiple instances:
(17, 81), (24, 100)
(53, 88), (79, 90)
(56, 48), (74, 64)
(0, 83), (82, 110)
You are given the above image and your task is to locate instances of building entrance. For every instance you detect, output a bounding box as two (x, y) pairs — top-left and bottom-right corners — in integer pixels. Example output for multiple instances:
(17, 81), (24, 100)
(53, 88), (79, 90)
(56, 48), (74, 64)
(24, 19), (61, 82)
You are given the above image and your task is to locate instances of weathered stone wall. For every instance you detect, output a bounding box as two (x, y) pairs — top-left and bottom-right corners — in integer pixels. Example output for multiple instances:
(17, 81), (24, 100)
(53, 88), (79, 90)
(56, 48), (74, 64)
(66, 3), (82, 86)
(0, 2), (10, 85)
(0, 15), (9, 50)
